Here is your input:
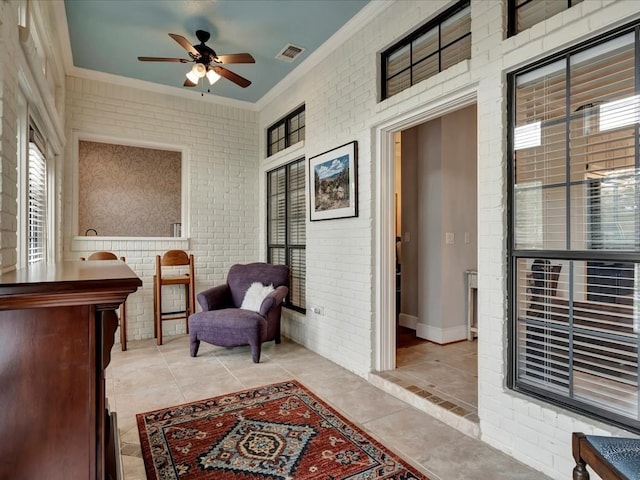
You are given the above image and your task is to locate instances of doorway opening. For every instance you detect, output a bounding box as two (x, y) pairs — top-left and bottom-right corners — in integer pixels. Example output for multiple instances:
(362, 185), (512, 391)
(372, 88), (479, 434)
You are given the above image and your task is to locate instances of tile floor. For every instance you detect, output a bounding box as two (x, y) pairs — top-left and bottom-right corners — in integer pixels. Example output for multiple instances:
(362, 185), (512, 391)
(371, 331), (480, 437)
(106, 334), (549, 480)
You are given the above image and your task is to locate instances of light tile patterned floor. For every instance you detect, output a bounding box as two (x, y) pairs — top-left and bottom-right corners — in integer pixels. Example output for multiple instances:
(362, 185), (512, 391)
(384, 337), (478, 419)
(106, 334), (548, 480)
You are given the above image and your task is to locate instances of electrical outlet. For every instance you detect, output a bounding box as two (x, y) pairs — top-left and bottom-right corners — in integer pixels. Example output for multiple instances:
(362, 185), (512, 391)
(311, 306), (324, 315)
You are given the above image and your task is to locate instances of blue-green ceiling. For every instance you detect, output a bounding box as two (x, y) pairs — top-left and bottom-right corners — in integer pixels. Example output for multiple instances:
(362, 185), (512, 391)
(64, 0), (370, 104)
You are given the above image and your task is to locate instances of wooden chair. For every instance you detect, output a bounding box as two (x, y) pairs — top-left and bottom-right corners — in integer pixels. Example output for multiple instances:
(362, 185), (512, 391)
(572, 431), (640, 479)
(81, 251), (129, 351)
(153, 249), (195, 345)
(526, 259), (561, 317)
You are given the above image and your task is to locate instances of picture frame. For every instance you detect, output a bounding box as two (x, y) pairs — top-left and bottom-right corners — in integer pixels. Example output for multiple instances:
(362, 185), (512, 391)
(309, 141), (358, 221)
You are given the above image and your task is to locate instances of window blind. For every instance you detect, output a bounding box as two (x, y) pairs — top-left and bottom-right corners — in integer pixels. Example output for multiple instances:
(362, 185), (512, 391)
(267, 107), (305, 157)
(511, 25), (640, 429)
(287, 160), (306, 310)
(510, 0), (584, 37)
(267, 158), (306, 311)
(381, 1), (470, 100)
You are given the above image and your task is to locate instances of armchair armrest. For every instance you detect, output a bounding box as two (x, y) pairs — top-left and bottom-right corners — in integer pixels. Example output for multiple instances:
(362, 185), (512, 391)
(197, 284), (232, 311)
(259, 285), (289, 317)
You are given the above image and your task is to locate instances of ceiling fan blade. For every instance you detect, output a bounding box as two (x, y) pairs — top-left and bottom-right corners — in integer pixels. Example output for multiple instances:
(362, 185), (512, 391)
(138, 56), (190, 63)
(215, 53), (255, 64)
(169, 33), (199, 57)
(213, 66), (251, 88)
(183, 78), (197, 87)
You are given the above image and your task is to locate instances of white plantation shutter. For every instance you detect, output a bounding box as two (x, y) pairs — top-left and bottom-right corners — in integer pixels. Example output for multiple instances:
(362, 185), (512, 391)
(28, 126), (47, 265)
(511, 28), (640, 428)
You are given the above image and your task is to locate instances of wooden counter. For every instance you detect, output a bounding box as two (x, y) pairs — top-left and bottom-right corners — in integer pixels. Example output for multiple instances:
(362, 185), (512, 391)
(0, 261), (142, 480)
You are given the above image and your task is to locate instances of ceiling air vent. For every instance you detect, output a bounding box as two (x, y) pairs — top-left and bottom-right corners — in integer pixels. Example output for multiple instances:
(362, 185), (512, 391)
(276, 43), (305, 63)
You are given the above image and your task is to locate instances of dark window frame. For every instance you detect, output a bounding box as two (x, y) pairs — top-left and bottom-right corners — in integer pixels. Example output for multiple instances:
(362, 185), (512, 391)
(267, 158), (306, 313)
(267, 105), (305, 157)
(507, 21), (640, 433)
(380, 0), (470, 101)
(507, 0), (583, 37)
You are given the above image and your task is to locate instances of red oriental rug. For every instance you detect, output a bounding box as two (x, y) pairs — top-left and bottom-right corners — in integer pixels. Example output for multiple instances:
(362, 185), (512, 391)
(137, 380), (429, 480)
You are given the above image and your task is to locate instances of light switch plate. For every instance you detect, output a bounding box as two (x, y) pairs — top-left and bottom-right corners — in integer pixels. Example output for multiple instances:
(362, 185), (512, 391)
(446, 232), (454, 244)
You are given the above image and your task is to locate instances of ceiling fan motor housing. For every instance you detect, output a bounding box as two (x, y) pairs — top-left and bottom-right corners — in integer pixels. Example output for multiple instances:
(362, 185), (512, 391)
(193, 44), (218, 65)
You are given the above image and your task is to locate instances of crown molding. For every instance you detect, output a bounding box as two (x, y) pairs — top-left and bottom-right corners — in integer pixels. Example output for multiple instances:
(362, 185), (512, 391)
(66, 65), (258, 110)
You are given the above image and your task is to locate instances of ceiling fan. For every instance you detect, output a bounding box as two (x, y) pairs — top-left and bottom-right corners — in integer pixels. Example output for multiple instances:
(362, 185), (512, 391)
(138, 30), (254, 88)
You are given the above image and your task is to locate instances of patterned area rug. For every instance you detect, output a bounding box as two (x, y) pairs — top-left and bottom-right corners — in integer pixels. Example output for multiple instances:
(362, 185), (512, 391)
(137, 380), (429, 479)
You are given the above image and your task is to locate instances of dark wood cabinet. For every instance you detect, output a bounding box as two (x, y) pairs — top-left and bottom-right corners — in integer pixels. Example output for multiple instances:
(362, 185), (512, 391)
(0, 261), (141, 480)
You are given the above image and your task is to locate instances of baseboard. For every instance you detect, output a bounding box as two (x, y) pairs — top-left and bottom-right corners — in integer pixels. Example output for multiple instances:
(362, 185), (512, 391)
(415, 323), (468, 344)
(398, 313), (418, 329)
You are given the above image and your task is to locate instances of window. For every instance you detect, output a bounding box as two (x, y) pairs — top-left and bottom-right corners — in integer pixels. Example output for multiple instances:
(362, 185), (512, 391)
(267, 158), (306, 311)
(508, 0), (584, 37)
(380, 0), (470, 100)
(508, 23), (640, 431)
(27, 124), (48, 265)
(267, 106), (305, 157)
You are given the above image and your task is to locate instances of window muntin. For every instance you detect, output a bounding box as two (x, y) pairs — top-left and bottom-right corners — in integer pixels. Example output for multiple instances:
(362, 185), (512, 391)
(508, 0), (584, 37)
(267, 158), (306, 311)
(509, 24), (640, 431)
(381, 1), (470, 100)
(267, 106), (305, 157)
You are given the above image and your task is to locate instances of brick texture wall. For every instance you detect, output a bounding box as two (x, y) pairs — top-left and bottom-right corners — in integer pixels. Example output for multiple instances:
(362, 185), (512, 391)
(64, 78), (260, 341)
(0, 2), (19, 272)
(2, 1), (640, 478)
(259, 1), (640, 478)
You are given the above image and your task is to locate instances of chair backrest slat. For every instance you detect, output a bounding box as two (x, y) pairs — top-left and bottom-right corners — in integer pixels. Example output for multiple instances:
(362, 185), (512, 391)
(87, 251), (119, 261)
(161, 249), (190, 266)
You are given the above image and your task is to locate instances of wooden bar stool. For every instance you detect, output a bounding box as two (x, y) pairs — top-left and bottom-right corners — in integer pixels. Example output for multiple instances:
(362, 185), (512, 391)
(81, 251), (129, 351)
(153, 249), (195, 345)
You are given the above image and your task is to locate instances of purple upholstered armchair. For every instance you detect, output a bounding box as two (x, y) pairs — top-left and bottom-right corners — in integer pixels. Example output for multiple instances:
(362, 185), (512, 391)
(188, 262), (290, 363)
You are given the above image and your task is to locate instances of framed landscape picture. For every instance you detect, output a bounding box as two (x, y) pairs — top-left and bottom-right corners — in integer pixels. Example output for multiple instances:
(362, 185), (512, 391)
(309, 141), (358, 221)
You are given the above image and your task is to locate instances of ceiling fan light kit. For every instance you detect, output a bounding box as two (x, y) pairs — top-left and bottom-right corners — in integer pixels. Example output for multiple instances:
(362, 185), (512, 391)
(193, 63), (207, 77)
(206, 68), (220, 85)
(138, 30), (255, 91)
(185, 69), (199, 84)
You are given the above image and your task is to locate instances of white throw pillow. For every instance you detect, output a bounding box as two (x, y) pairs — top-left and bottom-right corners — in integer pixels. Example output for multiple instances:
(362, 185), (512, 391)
(240, 282), (275, 312)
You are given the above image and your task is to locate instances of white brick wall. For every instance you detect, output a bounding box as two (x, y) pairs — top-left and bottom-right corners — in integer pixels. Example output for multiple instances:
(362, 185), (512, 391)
(64, 78), (260, 341)
(0, 2), (19, 272)
(1, 1), (65, 271)
(2, 1), (640, 478)
(473, 1), (640, 478)
(259, 1), (640, 478)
